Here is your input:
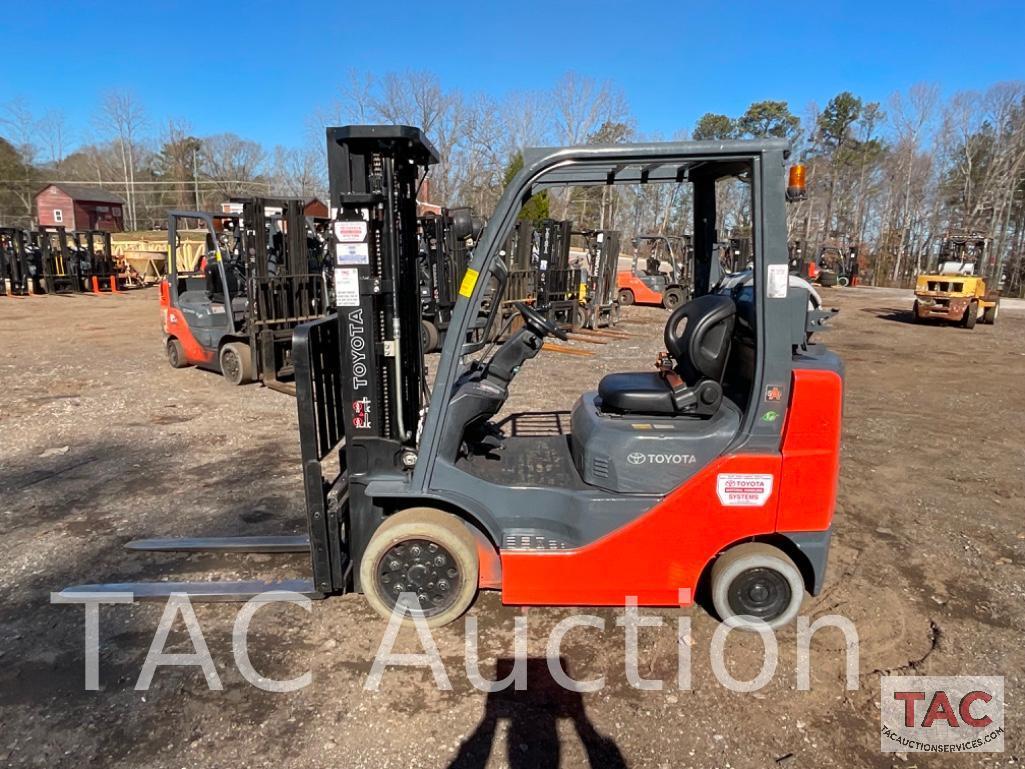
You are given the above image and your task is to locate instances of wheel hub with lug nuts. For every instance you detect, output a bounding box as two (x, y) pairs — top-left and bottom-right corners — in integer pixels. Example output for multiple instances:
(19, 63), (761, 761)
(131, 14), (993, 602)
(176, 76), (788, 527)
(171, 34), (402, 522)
(728, 566), (792, 620)
(377, 538), (461, 616)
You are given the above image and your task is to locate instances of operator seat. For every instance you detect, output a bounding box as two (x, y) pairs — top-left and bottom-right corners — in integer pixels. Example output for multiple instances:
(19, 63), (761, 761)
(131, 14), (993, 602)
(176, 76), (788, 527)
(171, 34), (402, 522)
(598, 294), (736, 417)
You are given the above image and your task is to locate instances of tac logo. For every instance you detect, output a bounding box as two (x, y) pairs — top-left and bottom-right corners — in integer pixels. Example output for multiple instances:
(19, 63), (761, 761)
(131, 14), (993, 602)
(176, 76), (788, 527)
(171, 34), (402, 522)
(880, 676), (1004, 753)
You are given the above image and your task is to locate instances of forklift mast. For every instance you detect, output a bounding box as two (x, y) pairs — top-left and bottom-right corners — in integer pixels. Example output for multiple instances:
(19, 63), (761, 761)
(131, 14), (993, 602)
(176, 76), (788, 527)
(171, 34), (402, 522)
(326, 126), (440, 451)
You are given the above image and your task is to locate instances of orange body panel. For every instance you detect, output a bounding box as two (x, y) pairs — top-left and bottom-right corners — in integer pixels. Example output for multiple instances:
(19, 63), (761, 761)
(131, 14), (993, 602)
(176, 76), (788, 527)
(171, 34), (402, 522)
(776, 368), (842, 532)
(499, 366), (842, 606)
(160, 278), (217, 366)
(616, 271), (665, 305)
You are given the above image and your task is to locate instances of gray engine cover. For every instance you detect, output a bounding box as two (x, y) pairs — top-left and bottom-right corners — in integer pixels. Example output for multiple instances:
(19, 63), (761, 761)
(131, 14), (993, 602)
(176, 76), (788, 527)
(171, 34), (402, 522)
(570, 392), (742, 494)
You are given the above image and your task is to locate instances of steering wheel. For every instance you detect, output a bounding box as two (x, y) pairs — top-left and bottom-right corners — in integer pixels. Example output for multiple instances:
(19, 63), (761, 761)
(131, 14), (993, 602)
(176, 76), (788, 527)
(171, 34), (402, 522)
(514, 301), (569, 341)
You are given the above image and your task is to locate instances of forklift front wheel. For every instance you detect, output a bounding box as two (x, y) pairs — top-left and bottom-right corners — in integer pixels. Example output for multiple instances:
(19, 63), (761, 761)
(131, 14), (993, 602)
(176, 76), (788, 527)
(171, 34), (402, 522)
(663, 287), (686, 310)
(420, 319), (440, 354)
(710, 543), (805, 630)
(166, 337), (188, 369)
(961, 301), (978, 330)
(618, 288), (635, 306)
(219, 342), (253, 386)
(360, 507), (479, 628)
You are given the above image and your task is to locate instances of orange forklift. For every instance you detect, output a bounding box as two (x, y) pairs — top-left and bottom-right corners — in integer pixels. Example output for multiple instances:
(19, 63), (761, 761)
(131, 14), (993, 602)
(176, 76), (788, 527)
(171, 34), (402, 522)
(616, 233), (692, 309)
(160, 199), (330, 387)
(64, 128), (843, 633)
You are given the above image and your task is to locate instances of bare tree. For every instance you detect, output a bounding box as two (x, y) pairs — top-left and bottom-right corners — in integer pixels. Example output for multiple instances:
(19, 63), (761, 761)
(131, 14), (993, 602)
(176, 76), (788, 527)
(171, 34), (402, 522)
(38, 109), (68, 170)
(100, 89), (146, 229)
(270, 144), (324, 199)
(200, 133), (267, 198)
(888, 83), (939, 281)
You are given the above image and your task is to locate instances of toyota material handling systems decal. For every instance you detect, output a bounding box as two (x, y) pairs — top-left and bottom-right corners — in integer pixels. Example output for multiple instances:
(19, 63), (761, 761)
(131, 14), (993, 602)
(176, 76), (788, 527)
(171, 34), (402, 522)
(716, 474), (774, 506)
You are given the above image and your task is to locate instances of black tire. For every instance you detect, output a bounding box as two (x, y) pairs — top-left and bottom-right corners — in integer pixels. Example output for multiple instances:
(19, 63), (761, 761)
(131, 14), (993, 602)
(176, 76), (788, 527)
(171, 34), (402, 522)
(166, 337), (187, 368)
(360, 507), (479, 628)
(710, 543), (805, 630)
(982, 302), (998, 325)
(912, 300), (922, 323)
(610, 302), (621, 326)
(420, 319), (440, 353)
(663, 286), (687, 310)
(962, 302), (978, 329)
(617, 288), (635, 306)
(574, 304), (588, 329)
(219, 342), (253, 385)
(818, 270), (837, 288)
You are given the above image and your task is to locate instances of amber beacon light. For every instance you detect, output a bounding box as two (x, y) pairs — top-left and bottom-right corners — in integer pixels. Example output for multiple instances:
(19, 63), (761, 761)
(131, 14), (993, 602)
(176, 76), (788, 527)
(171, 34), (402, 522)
(786, 163), (807, 201)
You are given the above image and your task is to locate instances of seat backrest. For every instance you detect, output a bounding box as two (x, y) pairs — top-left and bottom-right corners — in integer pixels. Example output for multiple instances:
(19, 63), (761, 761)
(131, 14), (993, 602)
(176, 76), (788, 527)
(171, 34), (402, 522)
(664, 294), (736, 384)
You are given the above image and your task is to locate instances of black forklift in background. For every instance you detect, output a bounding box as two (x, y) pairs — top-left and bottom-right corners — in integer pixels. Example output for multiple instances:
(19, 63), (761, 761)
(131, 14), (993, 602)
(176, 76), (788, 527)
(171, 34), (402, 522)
(0, 227), (34, 296)
(533, 218), (581, 330)
(64, 125), (843, 635)
(418, 207), (482, 353)
(38, 226), (86, 294)
(71, 230), (119, 292)
(574, 228), (621, 328)
(160, 198), (330, 389)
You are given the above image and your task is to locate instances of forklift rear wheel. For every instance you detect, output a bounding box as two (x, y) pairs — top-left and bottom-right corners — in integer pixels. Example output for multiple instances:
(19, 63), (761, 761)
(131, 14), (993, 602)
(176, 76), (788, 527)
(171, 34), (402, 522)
(360, 507), (479, 628)
(982, 303), (998, 325)
(961, 302), (978, 329)
(663, 287), (686, 310)
(219, 342), (253, 386)
(710, 543), (805, 630)
(911, 301), (922, 322)
(166, 337), (187, 369)
(421, 319), (440, 353)
(618, 288), (635, 306)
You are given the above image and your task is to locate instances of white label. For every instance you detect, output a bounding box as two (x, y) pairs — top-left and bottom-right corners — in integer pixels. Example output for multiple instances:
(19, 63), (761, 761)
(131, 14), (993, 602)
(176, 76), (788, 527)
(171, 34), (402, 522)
(334, 268), (360, 307)
(336, 242), (369, 266)
(333, 220), (367, 243)
(767, 264), (788, 298)
(716, 473), (773, 506)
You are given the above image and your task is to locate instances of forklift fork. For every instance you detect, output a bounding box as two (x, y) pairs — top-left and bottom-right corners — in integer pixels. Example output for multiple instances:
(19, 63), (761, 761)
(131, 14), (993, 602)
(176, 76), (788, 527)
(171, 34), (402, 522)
(58, 314), (351, 603)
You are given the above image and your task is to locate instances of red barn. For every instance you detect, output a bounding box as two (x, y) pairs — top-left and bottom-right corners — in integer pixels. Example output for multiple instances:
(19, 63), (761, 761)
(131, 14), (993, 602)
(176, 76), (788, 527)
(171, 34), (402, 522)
(34, 184), (125, 231)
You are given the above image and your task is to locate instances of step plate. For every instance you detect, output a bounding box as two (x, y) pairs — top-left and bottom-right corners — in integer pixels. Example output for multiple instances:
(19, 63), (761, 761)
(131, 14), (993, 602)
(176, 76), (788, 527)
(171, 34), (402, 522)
(56, 579), (323, 602)
(125, 535), (311, 554)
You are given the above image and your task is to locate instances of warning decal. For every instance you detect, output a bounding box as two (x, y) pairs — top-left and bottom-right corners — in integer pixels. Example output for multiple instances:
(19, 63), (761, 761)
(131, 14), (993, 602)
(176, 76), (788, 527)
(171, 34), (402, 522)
(333, 220), (367, 243)
(716, 473), (774, 507)
(459, 268), (480, 298)
(334, 268), (360, 307)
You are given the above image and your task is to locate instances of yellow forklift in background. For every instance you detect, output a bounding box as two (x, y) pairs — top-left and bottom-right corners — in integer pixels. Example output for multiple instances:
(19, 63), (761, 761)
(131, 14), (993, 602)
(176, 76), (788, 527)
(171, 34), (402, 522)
(913, 232), (1000, 329)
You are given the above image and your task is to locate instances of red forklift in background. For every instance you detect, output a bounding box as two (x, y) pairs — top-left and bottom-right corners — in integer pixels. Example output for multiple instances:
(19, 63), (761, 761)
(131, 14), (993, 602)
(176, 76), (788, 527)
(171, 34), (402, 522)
(65, 130), (842, 632)
(617, 233), (693, 309)
(159, 199), (330, 388)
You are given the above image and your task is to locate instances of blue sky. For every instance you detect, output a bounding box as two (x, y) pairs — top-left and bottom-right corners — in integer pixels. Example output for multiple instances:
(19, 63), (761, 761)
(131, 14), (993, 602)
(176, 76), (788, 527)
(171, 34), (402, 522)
(3, 0), (1024, 151)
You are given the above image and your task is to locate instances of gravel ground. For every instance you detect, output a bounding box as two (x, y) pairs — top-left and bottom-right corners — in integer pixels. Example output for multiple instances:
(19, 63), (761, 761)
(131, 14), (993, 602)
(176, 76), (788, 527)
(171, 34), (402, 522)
(0, 286), (1022, 768)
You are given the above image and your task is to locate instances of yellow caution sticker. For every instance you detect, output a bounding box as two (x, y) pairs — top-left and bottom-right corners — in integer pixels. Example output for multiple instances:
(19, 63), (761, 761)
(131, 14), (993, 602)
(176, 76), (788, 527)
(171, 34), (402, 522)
(459, 268), (480, 298)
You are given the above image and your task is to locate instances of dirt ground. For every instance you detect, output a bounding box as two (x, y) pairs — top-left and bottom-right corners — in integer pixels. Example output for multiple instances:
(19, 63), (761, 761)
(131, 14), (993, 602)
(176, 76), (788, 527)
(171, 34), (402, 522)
(0, 286), (1022, 769)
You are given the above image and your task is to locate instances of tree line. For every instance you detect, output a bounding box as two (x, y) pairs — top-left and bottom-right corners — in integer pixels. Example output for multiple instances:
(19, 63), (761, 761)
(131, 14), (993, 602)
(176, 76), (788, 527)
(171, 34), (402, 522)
(2, 72), (1024, 293)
